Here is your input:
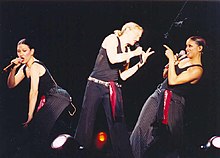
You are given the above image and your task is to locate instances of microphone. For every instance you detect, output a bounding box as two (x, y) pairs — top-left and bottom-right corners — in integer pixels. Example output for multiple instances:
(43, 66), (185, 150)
(135, 43), (143, 63)
(164, 50), (187, 68)
(176, 50), (187, 60)
(3, 63), (16, 72)
(3, 58), (22, 72)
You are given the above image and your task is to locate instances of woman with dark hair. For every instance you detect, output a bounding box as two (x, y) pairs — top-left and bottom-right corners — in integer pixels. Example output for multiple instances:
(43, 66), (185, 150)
(7, 38), (75, 157)
(74, 22), (154, 158)
(130, 36), (206, 158)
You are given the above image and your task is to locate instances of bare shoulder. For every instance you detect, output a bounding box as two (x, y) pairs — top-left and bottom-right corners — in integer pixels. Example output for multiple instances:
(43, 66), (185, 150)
(31, 62), (46, 75)
(20, 64), (26, 70)
(102, 34), (118, 48)
(188, 65), (203, 76)
(17, 64), (26, 74)
(188, 65), (203, 84)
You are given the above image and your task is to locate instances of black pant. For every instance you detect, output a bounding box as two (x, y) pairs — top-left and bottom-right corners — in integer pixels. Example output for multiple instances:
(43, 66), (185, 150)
(74, 81), (134, 158)
(130, 89), (185, 158)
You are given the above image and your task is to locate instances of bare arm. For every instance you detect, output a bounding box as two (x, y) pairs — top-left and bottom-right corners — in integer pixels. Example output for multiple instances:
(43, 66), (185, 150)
(7, 60), (25, 88)
(162, 58), (178, 79)
(168, 62), (203, 85)
(164, 45), (203, 85)
(163, 66), (168, 79)
(23, 63), (40, 126)
(102, 34), (142, 64)
(119, 62), (141, 81)
(119, 47), (155, 80)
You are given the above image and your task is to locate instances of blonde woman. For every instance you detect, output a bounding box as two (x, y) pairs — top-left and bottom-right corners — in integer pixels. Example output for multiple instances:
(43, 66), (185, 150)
(74, 22), (154, 158)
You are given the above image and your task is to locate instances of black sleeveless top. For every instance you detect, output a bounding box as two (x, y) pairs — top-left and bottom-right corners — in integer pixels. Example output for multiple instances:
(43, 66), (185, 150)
(161, 64), (203, 96)
(23, 61), (57, 98)
(90, 35), (125, 81)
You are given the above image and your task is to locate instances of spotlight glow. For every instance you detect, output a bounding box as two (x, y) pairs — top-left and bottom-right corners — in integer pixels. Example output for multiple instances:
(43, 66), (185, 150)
(96, 131), (108, 150)
(51, 134), (72, 149)
(212, 137), (220, 148)
(97, 132), (107, 142)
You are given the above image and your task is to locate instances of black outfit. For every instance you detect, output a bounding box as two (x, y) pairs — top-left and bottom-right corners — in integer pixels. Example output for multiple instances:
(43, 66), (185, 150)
(74, 35), (134, 158)
(19, 61), (73, 157)
(130, 64), (203, 158)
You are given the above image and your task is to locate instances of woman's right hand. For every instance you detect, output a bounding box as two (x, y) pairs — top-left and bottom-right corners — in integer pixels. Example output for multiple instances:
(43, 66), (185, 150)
(10, 58), (22, 69)
(133, 47), (143, 56)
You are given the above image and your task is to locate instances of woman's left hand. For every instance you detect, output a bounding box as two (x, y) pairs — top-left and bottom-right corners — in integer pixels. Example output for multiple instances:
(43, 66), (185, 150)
(163, 45), (175, 61)
(22, 114), (33, 127)
(141, 47), (155, 65)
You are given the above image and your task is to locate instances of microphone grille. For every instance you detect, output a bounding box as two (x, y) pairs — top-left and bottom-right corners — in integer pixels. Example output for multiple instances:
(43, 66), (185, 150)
(179, 50), (186, 56)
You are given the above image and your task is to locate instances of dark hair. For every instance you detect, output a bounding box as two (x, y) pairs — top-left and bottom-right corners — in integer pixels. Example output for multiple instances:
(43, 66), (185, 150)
(17, 38), (34, 49)
(189, 36), (207, 51)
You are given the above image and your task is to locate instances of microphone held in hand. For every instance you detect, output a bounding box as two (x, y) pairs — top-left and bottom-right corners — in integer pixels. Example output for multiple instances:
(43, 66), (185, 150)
(135, 43), (143, 63)
(164, 50), (187, 68)
(3, 58), (22, 72)
(177, 50), (187, 60)
(3, 63), (16, 72)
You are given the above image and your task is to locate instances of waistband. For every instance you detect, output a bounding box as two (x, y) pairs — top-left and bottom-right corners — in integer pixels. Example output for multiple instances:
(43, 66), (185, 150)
(155, 84), (184, 101)
(88, 76), (122, 88)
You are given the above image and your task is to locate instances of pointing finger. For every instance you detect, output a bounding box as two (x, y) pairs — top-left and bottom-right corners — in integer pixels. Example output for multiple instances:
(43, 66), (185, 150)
(163, 44), (172, 50)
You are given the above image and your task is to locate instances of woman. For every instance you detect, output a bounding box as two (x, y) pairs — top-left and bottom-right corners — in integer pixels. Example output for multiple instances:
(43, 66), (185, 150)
(74, 22), (154, 158)
(130, 36), (206, 158)
(7, 38), (75, 157)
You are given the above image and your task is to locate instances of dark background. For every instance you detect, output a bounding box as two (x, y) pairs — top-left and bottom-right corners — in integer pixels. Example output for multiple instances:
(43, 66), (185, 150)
(0, 0), (220, 157)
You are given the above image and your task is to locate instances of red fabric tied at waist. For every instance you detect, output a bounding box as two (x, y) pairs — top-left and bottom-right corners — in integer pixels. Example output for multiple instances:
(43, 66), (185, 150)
(37, 95), (46, 112)
(109, 81), (116, 120)
(162, 90), (172, 125)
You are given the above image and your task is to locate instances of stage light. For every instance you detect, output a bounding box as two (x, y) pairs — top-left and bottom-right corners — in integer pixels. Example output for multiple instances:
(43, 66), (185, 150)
(51, 134), (73, 149)
(97, 132), (107, 142)
(201, 136), (220, 149)
(51, 134), (85, 157)
(211, 136), (220, 148)
(51, 134), (84, 151)
(95, 131), (107, 150)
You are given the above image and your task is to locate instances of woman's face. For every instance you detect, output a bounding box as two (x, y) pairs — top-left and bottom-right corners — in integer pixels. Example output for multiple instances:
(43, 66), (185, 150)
(185, 39), (202, 58)
(126, 29), (143, 46)
(17, 44), (34, 64)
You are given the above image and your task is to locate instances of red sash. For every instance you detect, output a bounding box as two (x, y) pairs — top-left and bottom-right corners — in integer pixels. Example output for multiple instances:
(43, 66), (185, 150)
(109, 81), (116, 120)
(37, 95), (46, 112)
(162, 90), (172, 125)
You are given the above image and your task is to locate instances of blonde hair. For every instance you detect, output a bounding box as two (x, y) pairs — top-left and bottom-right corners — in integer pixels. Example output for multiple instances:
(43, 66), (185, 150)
(114, 22), (143, 37)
